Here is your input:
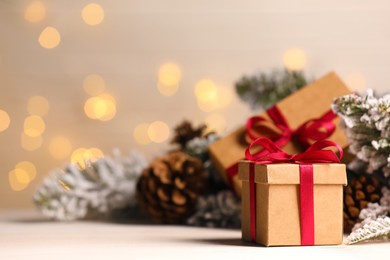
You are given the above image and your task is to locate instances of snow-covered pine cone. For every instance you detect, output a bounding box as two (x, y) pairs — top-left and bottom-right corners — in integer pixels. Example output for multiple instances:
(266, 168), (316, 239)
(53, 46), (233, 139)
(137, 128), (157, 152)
(33, 150), (147, 221)
(187, 190), (241, 228)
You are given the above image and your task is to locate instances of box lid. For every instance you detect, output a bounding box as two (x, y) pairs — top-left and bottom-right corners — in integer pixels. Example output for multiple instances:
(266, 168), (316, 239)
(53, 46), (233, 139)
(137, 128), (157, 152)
(238, 161), (347, 185)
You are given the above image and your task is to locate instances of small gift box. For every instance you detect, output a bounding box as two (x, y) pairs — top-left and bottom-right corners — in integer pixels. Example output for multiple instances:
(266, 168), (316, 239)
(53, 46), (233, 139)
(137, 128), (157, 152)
(238, 138), (347, 246)
(209, 72), (351, 196)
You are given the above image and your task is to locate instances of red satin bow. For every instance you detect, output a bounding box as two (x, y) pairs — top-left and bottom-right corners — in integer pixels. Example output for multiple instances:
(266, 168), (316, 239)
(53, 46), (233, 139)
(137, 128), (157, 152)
(246, 107), (337, 151)
(245, 137), (343, 163)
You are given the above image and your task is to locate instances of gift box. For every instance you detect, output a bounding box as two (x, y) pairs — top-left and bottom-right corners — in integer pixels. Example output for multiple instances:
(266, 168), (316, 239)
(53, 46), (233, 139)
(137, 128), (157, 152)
(239, 161), (347, 246)
(209, 72), (352, 196)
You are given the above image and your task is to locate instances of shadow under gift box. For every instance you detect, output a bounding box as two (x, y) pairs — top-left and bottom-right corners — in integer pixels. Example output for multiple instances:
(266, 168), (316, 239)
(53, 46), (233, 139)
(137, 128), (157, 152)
(209, 71), (352, 196)
(239, 162), (347, 246)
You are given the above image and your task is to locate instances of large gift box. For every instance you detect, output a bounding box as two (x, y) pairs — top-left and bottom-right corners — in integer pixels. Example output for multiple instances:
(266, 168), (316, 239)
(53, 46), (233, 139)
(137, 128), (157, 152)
(238, 139), (347, 246)
(209, 72), (351, 196)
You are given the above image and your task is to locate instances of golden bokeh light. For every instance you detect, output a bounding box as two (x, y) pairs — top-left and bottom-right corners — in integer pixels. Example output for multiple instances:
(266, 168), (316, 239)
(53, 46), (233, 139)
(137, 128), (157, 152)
(283, 48), (307, 71)
(21, 133), (43, 151)
(24, 1), (46, 23)
(83, 74), (105, 96)
(84, 93), (116, 121)
(0, 109), (10, 132)
(345, 73), (366, 93)
(24, 115), (45, 137)
(39, 26), (61, 49)
(27, 95), (50, 116)
(194, 79), (218, 102)
(9, 170), (29, 191)
(157, 63), (182, 96)
(205, 113), (227, 134)
(90, 147), (104, 158)
(147, 121), (170, 143)
(71, 147), (103, 168)
(49, 136), (72, 160)
(15, 161), (37, 182)
(157, 82), (179, 97)
(197, 99), (219, 112)
(133, 123), (151, 145)
(82, 3), (105, 26)
(216, 86), (233, 108)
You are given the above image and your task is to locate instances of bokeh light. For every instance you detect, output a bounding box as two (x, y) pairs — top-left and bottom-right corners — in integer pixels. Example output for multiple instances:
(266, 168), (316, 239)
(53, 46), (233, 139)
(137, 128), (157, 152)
(157, 63), (182, 96)
(133, 123), (151, 145)
(15, 161), (37, 182)
(216, 86), (233, 108)
(205, 113), (227, 134)
(84, 93), (116, 121)
(82, 3), (105, 26)
(24, 115), (45, 137)
(194, 79), (218, 101)
(24, 1), (46, 23)
(9, 169), (29, 191)
(195, 79), (219, 112)
(197, 99), (219, 112)
(283, 48), (307, 71)
(71, 147), (103, 168)
(27, 95), (50, 116)
(21, 133), (42, 151)
(345, 72), (366, 93)
(83, 74), (105, 96)
(49, 136), (72, 160)
(39, 26), (61, 49)
(0, 110), (10, 132)
(148, 121), (170, 143)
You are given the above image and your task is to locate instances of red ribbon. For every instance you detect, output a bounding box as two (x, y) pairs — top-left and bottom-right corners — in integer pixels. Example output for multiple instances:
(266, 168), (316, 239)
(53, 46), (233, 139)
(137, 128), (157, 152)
(226, 106), (337, 187)
(246, 137), (342, 245)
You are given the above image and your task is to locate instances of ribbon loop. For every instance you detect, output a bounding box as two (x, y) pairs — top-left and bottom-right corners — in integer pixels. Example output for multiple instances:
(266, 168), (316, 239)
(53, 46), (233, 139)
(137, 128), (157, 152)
(245, 137), (343, 164)
(246, 107), (338, 153)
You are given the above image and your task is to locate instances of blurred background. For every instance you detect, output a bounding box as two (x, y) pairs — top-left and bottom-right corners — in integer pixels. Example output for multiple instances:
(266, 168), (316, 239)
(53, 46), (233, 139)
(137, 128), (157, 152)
(0, 0), (389, 209)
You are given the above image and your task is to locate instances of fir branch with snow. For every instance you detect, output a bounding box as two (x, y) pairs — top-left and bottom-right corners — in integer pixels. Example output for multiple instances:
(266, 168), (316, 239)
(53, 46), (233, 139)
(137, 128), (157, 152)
(235, 69), (309, 110)
(332, 89), (390, 177)
(347, 216), (390, 244)
(33, 150), (147, 221)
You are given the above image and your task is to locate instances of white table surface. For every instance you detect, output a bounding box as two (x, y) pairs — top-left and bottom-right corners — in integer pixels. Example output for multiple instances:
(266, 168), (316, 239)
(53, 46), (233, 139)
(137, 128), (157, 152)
(0, 210), (389, 260)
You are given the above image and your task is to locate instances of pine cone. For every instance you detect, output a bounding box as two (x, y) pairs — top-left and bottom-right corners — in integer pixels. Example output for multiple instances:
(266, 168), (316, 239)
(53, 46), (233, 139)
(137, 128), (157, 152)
(136, 151), (207, 224)
(343, 171), (383, 233)
(171, 120), (207, 149)
(187, 190), (241, 228)
(34, 150), (147, 221)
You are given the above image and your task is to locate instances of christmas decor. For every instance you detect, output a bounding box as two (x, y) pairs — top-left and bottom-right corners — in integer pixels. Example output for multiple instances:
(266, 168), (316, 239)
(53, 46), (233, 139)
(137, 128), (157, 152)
(136, 151), (207, 224)
(185, 133), (226, 193)
(347, 216), (390, 244)
(210, 72), (351, 196)
(235, 69), (309, 110)
(171, 120), (207, 149)
(187, 190), (241, 228)
(332, 89), (390, 177)
(34, 150), (147, 221)
(343, 171), (383, 233)
(346, 180), (390, 244)
(239, 137), (346, 246)
(353, 187), (390, 229)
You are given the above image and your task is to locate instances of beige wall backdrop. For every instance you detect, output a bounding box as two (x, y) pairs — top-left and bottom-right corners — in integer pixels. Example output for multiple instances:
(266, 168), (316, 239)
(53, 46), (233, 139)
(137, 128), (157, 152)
(1, 0), (389, 209)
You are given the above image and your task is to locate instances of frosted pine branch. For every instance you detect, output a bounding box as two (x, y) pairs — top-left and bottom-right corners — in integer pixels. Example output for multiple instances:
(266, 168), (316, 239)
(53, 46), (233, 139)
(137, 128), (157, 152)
(34, 150), (147, 221)
(347, 217), (390, 244)
(332, 90), (390, 177)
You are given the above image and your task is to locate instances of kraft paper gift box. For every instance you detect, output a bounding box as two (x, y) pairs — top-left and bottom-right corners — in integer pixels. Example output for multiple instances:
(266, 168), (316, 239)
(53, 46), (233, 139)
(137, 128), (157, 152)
(238, 161), (347, 246)
(209, 72), (352, 196)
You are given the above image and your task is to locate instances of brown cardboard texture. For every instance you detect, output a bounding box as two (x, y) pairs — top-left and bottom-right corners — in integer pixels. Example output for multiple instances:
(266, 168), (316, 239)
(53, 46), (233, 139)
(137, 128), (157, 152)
(239, 161), (347, 246)
(209, 71), (351, 196)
